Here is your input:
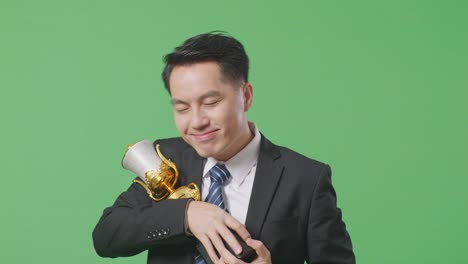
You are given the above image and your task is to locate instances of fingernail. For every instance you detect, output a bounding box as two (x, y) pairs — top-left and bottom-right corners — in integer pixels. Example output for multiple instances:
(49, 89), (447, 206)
(236, 247), (242, 254)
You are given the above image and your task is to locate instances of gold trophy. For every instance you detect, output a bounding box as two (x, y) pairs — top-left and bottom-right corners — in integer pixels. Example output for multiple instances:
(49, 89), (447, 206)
(122, 140), (256, 263)
(122, 140), (201, 201)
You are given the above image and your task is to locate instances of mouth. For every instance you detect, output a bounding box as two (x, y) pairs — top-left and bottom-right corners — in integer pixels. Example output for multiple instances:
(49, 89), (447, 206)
(190, 129), (219, 142)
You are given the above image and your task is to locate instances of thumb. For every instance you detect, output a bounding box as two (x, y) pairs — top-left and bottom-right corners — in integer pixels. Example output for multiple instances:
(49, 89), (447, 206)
(246, 238), (269, 257)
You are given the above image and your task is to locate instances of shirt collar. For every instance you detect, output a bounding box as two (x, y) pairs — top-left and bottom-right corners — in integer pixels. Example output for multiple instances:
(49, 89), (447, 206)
(203, 122), (261, 186)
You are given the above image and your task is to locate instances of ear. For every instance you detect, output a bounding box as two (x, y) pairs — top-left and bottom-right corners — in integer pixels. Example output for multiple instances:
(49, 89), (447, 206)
(242, 83), (254, 112)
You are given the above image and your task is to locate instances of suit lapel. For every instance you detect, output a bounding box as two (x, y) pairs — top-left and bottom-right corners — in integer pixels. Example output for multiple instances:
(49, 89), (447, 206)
(245, 135), (284, 239)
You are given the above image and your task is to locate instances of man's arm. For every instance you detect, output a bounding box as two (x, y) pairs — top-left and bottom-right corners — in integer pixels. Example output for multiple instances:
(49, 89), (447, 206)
(92, 181), (194, 258)
(306, 165), (355, 264)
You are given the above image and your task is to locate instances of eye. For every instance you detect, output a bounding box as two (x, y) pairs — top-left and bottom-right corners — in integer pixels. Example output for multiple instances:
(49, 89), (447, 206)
(204, 100), (220, 106)
(173, 105), (189, 113)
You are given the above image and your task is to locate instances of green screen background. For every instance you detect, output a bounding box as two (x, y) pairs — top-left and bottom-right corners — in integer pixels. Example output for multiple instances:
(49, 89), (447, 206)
(1, 0), (467, 263)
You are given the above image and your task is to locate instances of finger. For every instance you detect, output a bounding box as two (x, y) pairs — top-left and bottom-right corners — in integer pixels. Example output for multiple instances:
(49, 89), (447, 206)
(220, 253), (243, 264)
(199, 235), (220, 263)
(224, 215), (251, 241)
(217, 257), (234, 264)
(246, 238), (270, 258)
(209, 232), (238, 263)
(217, 224), (242, 255)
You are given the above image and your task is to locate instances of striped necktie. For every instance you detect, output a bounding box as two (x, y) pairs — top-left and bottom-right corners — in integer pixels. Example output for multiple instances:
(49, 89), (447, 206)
(195, 163), (231, 264)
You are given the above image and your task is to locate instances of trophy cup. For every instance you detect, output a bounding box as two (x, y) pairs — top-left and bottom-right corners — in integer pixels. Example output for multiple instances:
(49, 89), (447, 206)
(122, 139), (201, 201)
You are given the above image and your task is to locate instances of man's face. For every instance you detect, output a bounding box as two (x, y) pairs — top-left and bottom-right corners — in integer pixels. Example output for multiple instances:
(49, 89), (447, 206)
(169, 61), (253, 161)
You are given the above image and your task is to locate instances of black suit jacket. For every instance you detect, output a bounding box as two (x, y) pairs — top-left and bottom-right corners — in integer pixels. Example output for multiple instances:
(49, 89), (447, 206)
(93, 135), (355, 263)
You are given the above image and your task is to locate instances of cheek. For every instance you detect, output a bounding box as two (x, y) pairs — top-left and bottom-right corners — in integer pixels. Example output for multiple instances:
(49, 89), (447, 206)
(173, 114), (187, 133)
(212, 105), (232, 124)
(231, 100), (246, 123)
(219, 105), (243, 128)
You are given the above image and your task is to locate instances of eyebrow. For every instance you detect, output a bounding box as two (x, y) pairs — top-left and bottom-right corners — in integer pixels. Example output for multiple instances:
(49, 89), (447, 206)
(171, 90), (223, 105)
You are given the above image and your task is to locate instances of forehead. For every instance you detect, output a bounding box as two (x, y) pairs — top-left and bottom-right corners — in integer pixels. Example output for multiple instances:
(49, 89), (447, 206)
(169, 61), (235, 99)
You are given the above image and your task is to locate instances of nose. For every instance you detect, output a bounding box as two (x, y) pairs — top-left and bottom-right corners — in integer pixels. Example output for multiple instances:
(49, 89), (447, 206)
(190, 108), (209, 130)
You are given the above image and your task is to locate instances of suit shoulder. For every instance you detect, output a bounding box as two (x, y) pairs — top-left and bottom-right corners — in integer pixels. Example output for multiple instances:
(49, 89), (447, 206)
(275, 144), (328, 170)
(153, 137), (191, 155)
(154, 137), (187, 147)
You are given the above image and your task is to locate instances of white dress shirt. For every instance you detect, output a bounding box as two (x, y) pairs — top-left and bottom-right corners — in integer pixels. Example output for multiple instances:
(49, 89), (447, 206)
(201, 122), (261, 224)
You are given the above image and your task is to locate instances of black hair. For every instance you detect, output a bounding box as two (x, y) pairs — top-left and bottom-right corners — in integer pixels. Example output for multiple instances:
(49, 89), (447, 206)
(162, 31), (249, 93)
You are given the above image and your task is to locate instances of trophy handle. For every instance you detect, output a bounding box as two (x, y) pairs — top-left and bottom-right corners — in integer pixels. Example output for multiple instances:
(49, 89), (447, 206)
(187, 182), (201, 201)
(155, 144), (179, 189)
(133, 179), (165, 202)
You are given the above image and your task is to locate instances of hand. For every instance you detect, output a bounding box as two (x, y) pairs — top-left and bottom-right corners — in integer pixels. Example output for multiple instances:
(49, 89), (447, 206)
(187, 201), (251, 262)
(217, 238), (271, 264)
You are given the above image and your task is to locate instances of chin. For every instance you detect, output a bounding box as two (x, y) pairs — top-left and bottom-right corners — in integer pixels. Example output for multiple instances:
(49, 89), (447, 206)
(197, 145), (225, 159)
(194, 150), (210, 158)
(191, 146), (213, 158)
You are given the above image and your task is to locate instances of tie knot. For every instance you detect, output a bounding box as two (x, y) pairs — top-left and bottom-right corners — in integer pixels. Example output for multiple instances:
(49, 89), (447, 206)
(209, 163), (231, 185)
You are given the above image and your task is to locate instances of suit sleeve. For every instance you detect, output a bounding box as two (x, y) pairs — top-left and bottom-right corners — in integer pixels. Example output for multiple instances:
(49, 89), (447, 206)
(92, 181), (194, 258)
(306, 164), (355, 264)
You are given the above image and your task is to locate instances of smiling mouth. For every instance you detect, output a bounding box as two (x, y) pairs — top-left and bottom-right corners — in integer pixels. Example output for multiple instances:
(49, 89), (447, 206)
(191, 129), (219, 142)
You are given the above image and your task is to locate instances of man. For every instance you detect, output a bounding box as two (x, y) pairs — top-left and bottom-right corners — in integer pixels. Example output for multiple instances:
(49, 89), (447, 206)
(93, 32), (355, 264)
